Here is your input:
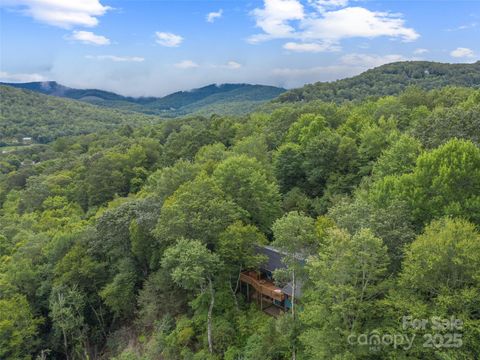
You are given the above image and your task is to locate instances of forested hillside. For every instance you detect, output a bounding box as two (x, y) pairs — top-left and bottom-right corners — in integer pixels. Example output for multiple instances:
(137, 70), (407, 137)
(0, 86), (161, 144)
(1, 85), (479, 360)
(144, 84), (286, 117)
(0, 81), (135, 103)
(2, 82), (286, 118)
(276, 61), (480, 103)
(5, 61), (480, 119)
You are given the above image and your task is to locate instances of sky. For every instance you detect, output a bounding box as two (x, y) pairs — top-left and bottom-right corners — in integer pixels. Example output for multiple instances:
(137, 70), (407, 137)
(0, 0), (479, 97)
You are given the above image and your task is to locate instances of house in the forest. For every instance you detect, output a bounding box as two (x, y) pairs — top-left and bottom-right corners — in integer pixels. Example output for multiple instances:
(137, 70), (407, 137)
(239, 245), (303, 317)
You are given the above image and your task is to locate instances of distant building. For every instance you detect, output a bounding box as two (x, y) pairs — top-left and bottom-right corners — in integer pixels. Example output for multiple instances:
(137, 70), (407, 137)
(239, 245), (303, 317)
(22, 137), (33, 144)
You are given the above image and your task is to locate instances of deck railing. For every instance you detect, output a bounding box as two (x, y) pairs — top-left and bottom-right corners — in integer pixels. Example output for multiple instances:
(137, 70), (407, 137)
(240, 272), (285, 302)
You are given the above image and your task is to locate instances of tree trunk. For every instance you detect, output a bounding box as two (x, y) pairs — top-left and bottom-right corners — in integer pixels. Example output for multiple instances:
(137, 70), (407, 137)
(230, 280), (239, 310)
(234, 266), (242, 293)
(62, 328), (69, 360)
(231, 265), (243, 310)
(292, 270), (296, 360)
(292, 270), (295, 319)
(207, 278), (215, 354)
(89, 303), (107, 339)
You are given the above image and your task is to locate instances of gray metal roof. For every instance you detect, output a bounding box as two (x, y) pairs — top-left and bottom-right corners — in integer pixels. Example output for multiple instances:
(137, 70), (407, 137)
(254, 245), (287, 272)
(254, 245), (305, 298)
(281, 281), (303, 298)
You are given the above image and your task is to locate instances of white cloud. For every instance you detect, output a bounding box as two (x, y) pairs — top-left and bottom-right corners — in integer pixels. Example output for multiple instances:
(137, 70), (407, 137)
(450, 47), (475, 58)
(68, 30), (110, 45)
(2, 0), (110, 28)
(301, 7), (419, 42)
(0, 71), (47, 83)
(249, 0), (305, 43)
(224, 61), (242, 69)
(207, 9), (223, 23)
(85, 55), (144, 62)
(155, 32), (183, 47)
(340, 53), (407, 67)
(174, 60), (199, 69)
(413, 48), (429, 55)
(272, 65), (358, 87)
(273, 65), (342, 77)
(447, 22), (478, 31)
(283, 41), (339, 52)
(272, 52), (409, 87)
(249, 1), (419, 50)
(210, 61), (243, 70)
(312, 0), (349, 11)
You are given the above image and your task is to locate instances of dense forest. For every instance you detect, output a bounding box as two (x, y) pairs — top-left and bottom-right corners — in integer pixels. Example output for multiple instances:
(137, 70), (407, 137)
(276, 61), (480, 103)
(1, 73), (480, 359)
(3, 61), (479, 146)
(0, 86), (161, 145)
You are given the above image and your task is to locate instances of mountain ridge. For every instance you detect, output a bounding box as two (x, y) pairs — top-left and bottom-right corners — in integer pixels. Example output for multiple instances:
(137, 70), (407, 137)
(276, 60), (480, 103)
(0, 85), (160, 145)
(0, 81), (286, 117)
(2, 61), (480, 120)
(4, 60), (480, 114)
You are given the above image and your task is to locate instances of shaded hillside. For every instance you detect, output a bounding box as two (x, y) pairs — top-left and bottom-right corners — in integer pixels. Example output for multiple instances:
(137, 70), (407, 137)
(0, 81), (147, 103)
(144, 84), (285, 115)
(276, 61), (480, 103)
(2, 82), (286, 117)
(0, 85), (160, 144)
(155, 84), (286, 116)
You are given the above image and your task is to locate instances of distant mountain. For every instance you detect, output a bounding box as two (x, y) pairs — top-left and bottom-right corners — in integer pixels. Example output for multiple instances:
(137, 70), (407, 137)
(275, 61), (480, 103)
(142, 84), (286, 116)
(0, 85), (160, 144)
(4, 61), (478, 121)
(0, 81), (141, 102)
(1, 81), (286, 117)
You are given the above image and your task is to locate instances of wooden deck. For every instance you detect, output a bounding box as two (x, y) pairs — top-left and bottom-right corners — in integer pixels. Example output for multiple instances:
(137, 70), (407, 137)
(240, 271), (285, 302)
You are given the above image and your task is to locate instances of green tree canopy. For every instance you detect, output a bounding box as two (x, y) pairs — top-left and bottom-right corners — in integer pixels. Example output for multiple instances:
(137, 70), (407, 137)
(370, 138), (480, 227)
(300, 228), (389, 359)
(213, 155), (281, 232)
(155, 173), (244, 247)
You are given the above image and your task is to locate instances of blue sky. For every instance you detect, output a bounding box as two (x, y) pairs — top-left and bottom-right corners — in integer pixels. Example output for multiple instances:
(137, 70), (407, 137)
(0, 0), (479, 96)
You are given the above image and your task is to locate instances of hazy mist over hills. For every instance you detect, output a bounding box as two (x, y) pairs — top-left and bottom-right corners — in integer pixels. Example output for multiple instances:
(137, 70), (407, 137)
(3, 60), (480, 117)
(1, 81), (286, 117)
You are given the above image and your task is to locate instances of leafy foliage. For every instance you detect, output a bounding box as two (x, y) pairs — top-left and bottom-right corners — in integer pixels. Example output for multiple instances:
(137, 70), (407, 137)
(276, 61), (480, 103)
(0, 85), (159, 144)
(1, 77), (479, 360)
